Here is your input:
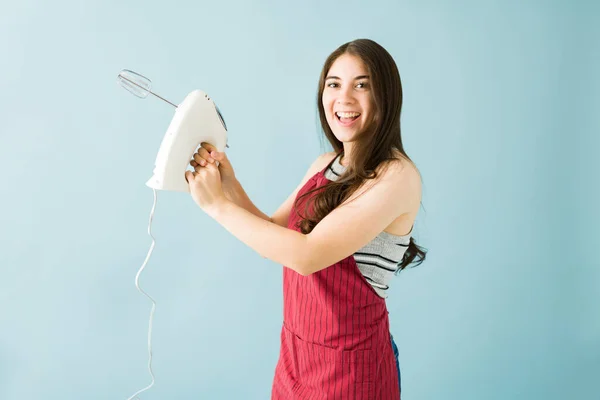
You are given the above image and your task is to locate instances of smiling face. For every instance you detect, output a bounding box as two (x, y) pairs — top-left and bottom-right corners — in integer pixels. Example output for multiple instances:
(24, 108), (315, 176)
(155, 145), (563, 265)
(322, 53), (375, 145)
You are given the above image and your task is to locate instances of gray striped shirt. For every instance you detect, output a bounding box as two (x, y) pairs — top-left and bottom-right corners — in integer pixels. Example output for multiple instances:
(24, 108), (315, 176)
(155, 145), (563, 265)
(324, 154), (411, 298)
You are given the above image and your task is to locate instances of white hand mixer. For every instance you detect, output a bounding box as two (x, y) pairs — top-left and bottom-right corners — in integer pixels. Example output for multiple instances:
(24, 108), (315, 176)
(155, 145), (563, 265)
(116, 69), (229, 399)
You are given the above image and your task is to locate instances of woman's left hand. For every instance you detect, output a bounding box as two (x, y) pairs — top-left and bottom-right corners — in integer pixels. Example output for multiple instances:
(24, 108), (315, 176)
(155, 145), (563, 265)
(185, 162), (228, 215)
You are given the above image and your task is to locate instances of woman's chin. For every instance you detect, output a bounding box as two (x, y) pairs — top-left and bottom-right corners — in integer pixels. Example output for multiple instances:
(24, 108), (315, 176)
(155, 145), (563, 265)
(332, 129), (362, 143)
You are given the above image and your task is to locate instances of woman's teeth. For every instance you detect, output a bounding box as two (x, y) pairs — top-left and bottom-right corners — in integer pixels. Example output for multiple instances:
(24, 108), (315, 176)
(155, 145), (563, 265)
(335, 111), (361, 126)
(336, 112), (361, 119)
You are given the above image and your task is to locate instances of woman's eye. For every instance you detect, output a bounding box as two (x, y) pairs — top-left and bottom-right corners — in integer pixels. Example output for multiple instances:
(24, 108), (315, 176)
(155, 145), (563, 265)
(326, 81), (367, 89)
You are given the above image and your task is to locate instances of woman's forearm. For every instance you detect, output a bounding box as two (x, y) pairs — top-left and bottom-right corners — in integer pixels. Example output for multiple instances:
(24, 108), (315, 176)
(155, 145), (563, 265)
(223, 178), (272, 222)
(206, 199), (309, 274)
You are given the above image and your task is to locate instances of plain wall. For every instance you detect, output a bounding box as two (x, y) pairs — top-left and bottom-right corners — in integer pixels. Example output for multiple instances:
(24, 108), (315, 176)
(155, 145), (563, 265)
(0, 0), (598, 399)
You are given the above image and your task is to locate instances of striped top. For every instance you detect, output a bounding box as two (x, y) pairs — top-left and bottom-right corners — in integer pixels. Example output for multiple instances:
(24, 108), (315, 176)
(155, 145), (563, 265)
(324, 153), (411, 298)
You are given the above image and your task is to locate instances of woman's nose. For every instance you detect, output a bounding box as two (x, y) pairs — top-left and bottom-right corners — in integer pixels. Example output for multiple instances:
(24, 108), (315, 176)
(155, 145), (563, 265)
(337, 88), (356, 105)
(336, 95), (355, 105)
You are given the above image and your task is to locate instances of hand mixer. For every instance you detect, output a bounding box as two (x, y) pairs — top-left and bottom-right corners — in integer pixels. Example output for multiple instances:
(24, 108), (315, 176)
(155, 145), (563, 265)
(116, 69), (229, 399)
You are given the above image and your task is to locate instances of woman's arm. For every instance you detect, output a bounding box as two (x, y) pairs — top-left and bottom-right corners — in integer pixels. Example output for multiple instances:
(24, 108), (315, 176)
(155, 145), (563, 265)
(208, 201), (309, 273)
(205, 159), (420, 276)
(222, 178), (273, 222)
(224, 152), (335, 227)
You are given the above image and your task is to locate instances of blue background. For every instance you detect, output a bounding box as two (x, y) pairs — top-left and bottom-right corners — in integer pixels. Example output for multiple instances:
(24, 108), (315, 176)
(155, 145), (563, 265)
(1, 0), (598, 399)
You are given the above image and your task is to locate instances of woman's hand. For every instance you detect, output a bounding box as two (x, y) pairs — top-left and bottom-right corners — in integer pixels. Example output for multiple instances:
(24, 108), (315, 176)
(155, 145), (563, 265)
(185, 161), (228, 215)
(190, 142), (237, 201)
(190, 142), (236, 182)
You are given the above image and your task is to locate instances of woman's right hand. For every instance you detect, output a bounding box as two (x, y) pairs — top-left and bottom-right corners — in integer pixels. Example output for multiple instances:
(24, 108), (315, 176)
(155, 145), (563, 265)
(190, 142), (237, 187)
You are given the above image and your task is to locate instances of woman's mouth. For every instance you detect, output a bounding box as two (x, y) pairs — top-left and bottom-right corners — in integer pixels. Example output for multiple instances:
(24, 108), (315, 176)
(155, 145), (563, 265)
(335, 111), (361, 127)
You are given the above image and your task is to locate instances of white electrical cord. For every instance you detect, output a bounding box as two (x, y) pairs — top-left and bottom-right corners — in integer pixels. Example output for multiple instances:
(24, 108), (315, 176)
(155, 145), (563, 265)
(127, 188), (158, 400)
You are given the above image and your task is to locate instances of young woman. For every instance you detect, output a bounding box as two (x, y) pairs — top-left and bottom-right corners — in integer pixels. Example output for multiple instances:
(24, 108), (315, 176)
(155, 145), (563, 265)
(185, 38), (427, 399)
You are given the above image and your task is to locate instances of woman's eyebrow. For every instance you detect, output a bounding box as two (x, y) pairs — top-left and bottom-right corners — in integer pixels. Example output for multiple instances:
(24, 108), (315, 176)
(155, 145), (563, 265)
(325, 75), (370, 80)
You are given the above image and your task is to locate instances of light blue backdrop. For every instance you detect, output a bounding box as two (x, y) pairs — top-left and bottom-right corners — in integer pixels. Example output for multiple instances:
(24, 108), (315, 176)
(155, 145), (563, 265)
(1, 0), (598, 399)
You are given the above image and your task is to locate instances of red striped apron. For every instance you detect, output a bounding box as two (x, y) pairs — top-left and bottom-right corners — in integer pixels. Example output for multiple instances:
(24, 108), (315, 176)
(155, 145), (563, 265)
(271, 156), (400, 399)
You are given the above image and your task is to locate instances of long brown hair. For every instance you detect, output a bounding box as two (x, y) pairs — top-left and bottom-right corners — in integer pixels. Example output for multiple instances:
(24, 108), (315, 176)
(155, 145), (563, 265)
(293, 38), (427, 271)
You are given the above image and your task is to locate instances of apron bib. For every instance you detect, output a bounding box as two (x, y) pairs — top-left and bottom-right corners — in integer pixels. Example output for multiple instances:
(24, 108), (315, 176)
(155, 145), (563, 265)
(271, 156), (401, 399)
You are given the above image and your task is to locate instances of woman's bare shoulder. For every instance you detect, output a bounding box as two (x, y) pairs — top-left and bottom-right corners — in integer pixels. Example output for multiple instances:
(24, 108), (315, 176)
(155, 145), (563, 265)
(310, 151), (338, 173)
(388, 151), (422, 208)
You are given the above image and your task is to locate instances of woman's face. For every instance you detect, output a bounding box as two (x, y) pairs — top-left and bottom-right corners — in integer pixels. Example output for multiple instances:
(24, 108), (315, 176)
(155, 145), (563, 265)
(322, 53), (374, 143)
